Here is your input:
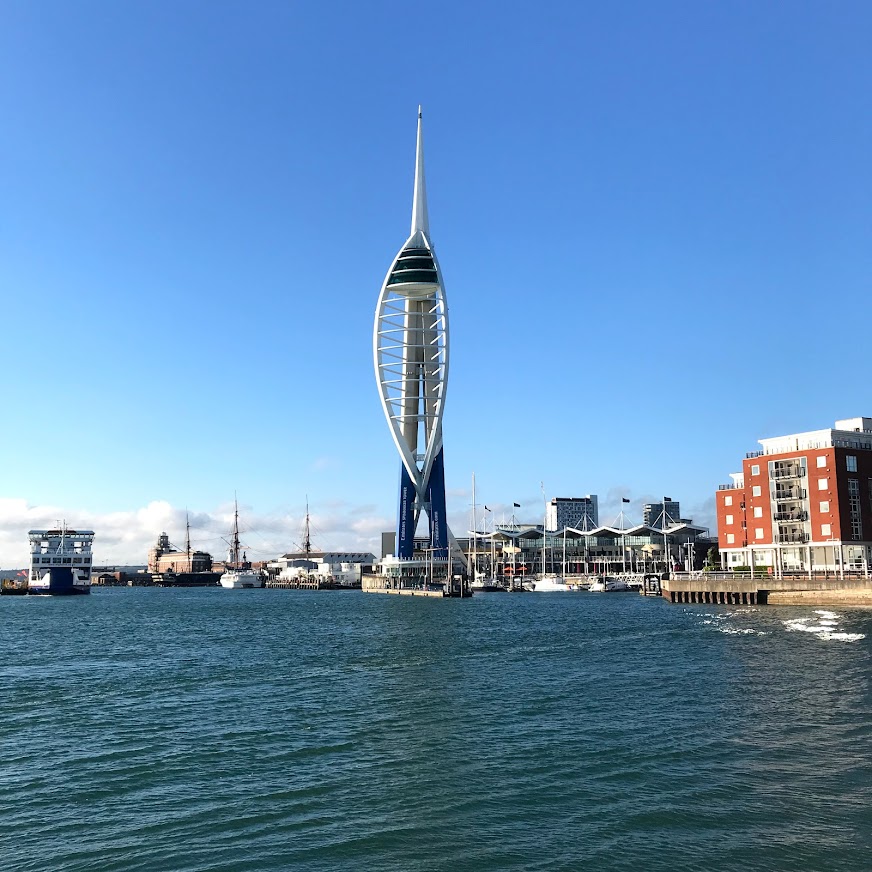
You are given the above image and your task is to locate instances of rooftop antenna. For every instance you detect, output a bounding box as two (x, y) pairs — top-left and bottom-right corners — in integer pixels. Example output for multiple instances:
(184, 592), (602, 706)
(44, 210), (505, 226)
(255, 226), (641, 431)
(411, 105), (429, 237)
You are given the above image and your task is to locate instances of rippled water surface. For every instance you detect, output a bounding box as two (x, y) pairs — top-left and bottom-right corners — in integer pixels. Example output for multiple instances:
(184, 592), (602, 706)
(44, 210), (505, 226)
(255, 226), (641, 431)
(2, 589), (872, 871)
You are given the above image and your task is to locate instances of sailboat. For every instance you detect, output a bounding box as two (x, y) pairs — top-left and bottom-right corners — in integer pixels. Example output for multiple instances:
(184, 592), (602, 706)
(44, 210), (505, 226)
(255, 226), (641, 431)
(533, 484), (568, 592)
(219, 499), (263, 589)
(468, 474), (505, 592)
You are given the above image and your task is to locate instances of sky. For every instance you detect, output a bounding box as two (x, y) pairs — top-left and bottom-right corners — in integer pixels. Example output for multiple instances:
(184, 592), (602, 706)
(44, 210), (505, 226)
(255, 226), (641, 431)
(1, 0), (870, 566)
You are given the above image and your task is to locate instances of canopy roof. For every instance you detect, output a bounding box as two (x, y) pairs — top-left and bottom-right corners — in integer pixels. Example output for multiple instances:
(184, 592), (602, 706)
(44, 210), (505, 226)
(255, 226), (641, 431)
(482, 521), (707, 541)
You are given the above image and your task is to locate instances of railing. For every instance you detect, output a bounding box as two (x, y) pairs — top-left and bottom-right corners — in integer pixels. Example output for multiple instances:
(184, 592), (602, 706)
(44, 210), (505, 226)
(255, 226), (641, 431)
(773, 511), (808, 522)
(776, 533), (809, 544)
(774, 489), (807, 502)
(746, 451), (764, 459)
(718, 484), (740, 490)
(771, 466), (806, 480)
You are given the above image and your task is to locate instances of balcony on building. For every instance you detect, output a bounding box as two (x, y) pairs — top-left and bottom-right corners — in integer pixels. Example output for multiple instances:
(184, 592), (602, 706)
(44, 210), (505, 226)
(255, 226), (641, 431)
(770, 463), (807, 480)
(773, 487), (807, 502)
(773, 510), (808, 522)
(776, 532), (810, 544)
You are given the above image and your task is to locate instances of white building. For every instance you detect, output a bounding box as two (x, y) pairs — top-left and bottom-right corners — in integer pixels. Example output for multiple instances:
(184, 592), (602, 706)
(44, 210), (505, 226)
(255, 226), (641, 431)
(267, 551), (376, 586)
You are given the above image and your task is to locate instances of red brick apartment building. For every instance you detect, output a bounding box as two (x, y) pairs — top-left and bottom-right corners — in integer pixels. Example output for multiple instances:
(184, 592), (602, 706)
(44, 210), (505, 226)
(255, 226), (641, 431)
(715, 417), (872, 574)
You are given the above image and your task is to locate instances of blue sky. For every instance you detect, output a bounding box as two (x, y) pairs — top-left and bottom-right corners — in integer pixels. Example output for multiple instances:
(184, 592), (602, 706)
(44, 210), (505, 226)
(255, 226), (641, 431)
(1, 0), (870, 564)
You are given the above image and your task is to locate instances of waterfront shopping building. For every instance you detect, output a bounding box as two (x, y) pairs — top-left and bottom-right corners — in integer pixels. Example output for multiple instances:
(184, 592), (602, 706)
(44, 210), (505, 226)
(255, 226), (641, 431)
(381, 517), (711, 577)
(715, 417), (872, 574)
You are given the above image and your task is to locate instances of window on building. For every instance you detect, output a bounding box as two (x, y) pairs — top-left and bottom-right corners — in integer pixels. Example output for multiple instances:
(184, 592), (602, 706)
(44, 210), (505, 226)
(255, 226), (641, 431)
(755, 529), (764, 540)
(818, 478), (828, 491)
(847, 455), (858, 472)
(817, 456), (827, 468)
(725, 514), (733, 525)
(821, 523), (832, 537)
(820, 501), (830, 513)
(752, 485), (762, 497)
(724, 495), (733, 506)
(753, 507), (763, 518)
(726, 534), (735, 544)
(751, 464), (760, 476)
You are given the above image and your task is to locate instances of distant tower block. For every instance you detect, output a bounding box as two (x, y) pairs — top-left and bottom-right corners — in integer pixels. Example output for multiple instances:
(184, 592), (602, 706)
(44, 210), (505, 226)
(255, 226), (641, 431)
(374, 108), (450, 560)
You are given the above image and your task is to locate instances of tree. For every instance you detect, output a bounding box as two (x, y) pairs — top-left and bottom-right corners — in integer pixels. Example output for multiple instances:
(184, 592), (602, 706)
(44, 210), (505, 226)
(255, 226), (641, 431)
(704, 544), (720, 571)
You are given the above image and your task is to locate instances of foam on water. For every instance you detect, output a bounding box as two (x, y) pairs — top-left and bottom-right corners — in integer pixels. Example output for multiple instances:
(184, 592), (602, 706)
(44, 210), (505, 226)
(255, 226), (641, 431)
(782, 612), (866, 642)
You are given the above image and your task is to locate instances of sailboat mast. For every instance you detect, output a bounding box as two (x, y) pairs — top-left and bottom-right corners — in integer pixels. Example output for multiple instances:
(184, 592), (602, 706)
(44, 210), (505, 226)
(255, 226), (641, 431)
(488, 507), (496, 579)
(541, 483), (547, 577)
(471, 473), (477, 583)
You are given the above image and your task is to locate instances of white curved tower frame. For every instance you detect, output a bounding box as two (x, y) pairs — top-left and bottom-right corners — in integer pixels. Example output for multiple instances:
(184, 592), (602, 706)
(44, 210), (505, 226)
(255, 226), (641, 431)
(373, 109), (449, 518)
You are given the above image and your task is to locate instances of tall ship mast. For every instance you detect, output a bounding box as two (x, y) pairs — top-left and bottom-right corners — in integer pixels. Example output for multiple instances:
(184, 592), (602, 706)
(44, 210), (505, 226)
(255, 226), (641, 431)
(219, 497), (263, 589)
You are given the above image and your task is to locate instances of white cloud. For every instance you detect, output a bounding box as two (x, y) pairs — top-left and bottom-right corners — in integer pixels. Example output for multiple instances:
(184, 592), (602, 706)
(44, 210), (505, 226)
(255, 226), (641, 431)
(311, 456), (340, 472)
(0, 497), (392, 568)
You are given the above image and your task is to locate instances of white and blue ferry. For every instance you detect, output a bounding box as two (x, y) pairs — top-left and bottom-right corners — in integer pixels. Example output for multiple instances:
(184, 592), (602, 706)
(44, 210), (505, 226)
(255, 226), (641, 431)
(28, 526), (94, 595)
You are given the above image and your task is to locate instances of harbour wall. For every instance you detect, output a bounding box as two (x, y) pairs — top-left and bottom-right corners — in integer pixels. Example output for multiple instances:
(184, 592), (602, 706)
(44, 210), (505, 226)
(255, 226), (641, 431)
(663, 574), (872, 606)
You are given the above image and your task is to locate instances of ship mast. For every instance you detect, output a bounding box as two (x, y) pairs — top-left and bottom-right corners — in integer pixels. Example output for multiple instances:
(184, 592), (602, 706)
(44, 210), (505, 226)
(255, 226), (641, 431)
(231, 497), (241, 569)
(303, 496), (312, 564)
(185, 510), (191, 573)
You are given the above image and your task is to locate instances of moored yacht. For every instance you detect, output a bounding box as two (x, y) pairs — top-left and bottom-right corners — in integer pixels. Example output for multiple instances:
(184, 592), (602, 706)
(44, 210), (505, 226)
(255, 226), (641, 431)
(533, 575), (569, 592)
(219, 567), (262, 589)
(470, 575), (507, 592)
(589, 576), (632, 592)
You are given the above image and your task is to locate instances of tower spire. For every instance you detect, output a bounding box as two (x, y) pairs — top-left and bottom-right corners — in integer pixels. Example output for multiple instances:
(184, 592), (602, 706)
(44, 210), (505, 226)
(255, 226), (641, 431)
(411, 105), (429, 236)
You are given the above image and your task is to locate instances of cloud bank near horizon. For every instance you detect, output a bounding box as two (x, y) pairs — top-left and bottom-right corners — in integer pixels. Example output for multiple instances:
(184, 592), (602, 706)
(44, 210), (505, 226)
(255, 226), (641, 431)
(0, 498), (392, 568)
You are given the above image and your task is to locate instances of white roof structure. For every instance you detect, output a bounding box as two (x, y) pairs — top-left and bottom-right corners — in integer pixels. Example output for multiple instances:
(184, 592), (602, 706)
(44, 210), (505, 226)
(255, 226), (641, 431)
(485, 522), (707, 540)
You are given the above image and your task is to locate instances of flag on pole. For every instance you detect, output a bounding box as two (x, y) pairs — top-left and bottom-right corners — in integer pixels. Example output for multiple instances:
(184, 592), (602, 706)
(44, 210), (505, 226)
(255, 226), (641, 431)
(484, 505), (491, 512)
(622, 498), (630, 504)
(513, 502), (521, 508)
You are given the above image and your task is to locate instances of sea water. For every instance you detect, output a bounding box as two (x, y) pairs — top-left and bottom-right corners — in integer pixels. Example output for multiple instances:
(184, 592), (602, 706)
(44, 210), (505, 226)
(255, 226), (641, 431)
(2, 589), (871, 871)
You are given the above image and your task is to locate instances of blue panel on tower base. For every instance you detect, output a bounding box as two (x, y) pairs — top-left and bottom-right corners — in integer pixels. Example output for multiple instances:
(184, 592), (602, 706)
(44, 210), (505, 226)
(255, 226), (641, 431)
(427, 449), (448, 560)
(396, 462), (416, 559)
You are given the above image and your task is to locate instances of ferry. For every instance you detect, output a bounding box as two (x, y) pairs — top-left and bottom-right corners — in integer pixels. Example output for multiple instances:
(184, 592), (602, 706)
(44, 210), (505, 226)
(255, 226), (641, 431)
(28, 526), (95, 595)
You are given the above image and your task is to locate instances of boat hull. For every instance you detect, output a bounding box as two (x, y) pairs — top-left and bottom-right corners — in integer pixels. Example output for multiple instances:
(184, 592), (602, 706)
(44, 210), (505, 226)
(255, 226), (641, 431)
(156, 572), (222, 587)
(533, 576), (569, 592)
(219, 571), (263, 589)
(29, 568), (91, 596)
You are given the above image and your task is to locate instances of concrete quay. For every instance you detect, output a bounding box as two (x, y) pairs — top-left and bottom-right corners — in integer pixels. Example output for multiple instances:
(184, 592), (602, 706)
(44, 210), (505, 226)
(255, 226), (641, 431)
(663, 572), (872, 606)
